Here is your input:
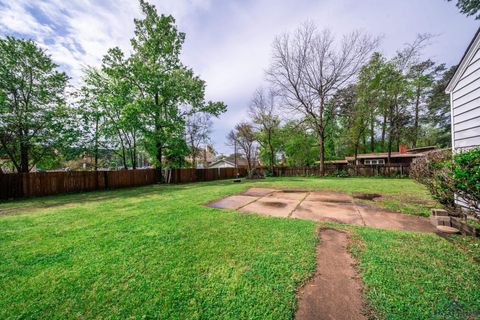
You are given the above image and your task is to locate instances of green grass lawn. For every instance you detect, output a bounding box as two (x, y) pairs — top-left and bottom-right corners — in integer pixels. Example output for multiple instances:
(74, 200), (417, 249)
(0, 177), (478, 319)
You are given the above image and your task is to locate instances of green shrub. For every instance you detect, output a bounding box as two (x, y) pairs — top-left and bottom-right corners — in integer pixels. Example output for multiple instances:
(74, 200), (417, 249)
(411, 147), (480, 218)
(451, 148), (480, 217)
(410, 149), (455, 208)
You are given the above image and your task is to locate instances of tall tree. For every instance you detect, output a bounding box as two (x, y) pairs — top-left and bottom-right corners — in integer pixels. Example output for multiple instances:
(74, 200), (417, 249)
(267, 23), (378, 175)
(101, 47), (142, 169)
(227, 122), (257, 174)
(280, 120), (319, 167)
(448, 0), (480, 19)
(78, 67), (106, 171)
(248, 88), (281, 174)
(407, 60), (441, 148)
(0, 37), (70, 172)
(129, 0), (225, 179)
(426, 65), (456, 147)
(185, 112), (212, 168)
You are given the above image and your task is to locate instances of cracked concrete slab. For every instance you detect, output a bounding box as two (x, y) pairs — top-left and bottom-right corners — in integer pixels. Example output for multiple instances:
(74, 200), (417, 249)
(355, 202), (436, 232)
(239, 197), (299, 218)
(292, 201), (364, 225)
(240, 188), (276, 197)
(267, 191), (308, 201)
(207, 188), (435, 233)
(305, 191), (352, 203)
(207, 195), (258, 210)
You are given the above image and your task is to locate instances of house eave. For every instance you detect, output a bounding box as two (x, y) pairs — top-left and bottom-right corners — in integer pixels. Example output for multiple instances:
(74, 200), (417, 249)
(446, 27), (480, 94)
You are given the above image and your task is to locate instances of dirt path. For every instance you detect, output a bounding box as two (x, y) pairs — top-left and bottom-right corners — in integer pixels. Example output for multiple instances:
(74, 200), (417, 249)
(296, 229), (366, 320)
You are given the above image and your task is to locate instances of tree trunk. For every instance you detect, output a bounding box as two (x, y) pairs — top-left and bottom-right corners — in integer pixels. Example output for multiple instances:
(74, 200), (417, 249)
(121, 145), (128, 170)
(381, 113), (387, 152)
(268, 130), (275, 176)
(412, 88), (421, 148)
(156, 142), (163, 182)
(370, 111), (375, 152)
(94, 118), (99, 172)
(20, 141), (29, 173)
(132, 137), (137, 170)
(154, 92), (164, 182)
(354, 143), (359, 176)
(318, 133), (325, 176)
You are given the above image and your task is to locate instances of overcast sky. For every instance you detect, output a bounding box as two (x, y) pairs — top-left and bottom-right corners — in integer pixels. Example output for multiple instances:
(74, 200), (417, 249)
(0, 0), (478, 154)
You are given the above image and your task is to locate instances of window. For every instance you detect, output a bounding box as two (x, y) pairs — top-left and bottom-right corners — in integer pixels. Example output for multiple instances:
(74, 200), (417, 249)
(364, 159), (385, 165)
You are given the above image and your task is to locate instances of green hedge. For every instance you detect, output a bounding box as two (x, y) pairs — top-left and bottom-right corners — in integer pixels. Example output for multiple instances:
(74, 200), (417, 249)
(411, 147), (480, 217)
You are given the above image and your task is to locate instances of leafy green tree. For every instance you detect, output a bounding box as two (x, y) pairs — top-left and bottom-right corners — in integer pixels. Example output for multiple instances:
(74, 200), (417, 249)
(101, 47), (142, 169)
(185, 112), (212, 168)
(448, 0), (480, 19)
(129, 0), (226, 177)
(248, 88), (281, 174)
(280, 121), (319, 167)
(426, 65), (456, 147)
(0, 36), (71, 172)
(227, 122), (258, 173)
(407, 60), (444, 148)
(78, 67), (106, 171)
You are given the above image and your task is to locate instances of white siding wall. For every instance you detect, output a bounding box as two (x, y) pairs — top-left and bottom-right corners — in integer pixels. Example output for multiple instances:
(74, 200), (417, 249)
(451, 46), (480, 150)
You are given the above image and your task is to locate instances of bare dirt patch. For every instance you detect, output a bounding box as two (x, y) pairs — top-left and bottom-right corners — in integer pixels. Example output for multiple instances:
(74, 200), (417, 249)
(296, 228), (366, 320)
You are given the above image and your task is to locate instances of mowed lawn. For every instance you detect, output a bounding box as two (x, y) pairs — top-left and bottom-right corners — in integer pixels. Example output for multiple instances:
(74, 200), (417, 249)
(0, 177), (479, 319)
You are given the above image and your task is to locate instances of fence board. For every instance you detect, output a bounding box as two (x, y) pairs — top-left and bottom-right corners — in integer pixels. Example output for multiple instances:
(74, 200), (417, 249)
(0, 164), (409, 200)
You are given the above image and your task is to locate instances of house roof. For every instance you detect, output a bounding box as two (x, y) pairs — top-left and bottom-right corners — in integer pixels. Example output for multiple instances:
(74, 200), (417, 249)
(345, 152), (424, 161)
(209, 159), (236, 167)
(406, 146), (436, 153)
(446, 27), (480, 93)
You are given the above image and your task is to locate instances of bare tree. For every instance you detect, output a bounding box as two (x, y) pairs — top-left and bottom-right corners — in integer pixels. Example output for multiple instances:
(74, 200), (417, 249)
(267, 23), (379, 174)
(227, 122), (257, 175)
(185, 113), (212, 168)
(248, 88), (280, 175)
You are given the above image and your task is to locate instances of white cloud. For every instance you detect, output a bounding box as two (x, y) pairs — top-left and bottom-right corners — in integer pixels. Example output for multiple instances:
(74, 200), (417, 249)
(0, 0), (477, 153)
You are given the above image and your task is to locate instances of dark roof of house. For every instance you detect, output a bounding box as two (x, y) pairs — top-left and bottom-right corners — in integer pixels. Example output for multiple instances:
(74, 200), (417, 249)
(345, 152), (424, 161)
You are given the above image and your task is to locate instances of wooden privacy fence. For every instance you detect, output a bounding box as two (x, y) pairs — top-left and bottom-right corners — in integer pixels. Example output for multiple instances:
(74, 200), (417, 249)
(1, 165), (409, 200)
(0, 169), (158, 200)
(0, 167), (249, 200)
(273, 164), (411, 177)
(166, 167), (248, 183)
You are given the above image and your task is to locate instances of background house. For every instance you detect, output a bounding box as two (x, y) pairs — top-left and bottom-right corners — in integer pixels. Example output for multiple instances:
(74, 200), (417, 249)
(446, 28), (480, 151)
(446, 28), (480, 212)
(209, 154), (250, 168)
(344, 146), (435, 165)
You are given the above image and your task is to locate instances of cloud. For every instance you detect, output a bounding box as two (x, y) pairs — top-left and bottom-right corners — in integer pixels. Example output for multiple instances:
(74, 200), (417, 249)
(0, 0), (477, 153)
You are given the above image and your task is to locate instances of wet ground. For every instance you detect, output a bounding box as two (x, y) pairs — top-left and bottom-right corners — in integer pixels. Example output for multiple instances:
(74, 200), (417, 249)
(207, 188), (435, 233)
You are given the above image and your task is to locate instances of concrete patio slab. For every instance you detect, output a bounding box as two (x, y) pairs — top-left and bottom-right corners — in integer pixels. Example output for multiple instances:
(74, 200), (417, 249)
(267, 191), (308, 201)
(305, 191), (352, 203)
(292, 201), (364, 225)
(239, 198), (299, 218)
(208, 195), (258, 210)
(207, 188), (436, 233)
(240, 188), (276, 197)
(355, 203), (436, 233)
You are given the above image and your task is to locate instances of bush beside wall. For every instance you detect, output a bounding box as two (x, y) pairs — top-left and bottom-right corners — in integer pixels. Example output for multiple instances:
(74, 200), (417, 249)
(411, 148), (480, 218)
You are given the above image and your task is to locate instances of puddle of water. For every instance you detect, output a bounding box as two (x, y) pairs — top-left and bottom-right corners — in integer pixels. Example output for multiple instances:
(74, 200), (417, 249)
(352, 193), (381, 201)
(262, 201), (288, 208)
